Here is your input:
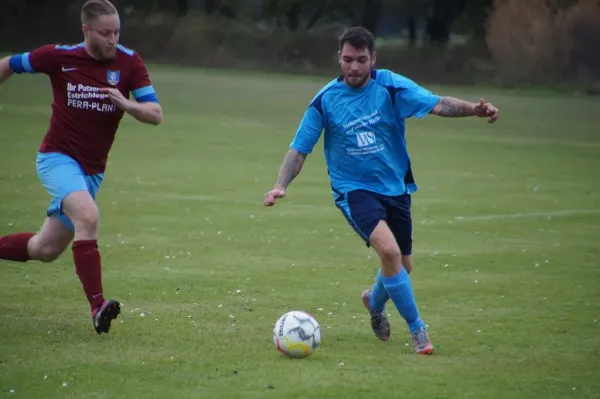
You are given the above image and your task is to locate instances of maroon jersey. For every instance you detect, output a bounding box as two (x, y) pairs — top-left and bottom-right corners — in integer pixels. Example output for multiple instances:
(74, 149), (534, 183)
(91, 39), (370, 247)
(9, 43), (159, 175)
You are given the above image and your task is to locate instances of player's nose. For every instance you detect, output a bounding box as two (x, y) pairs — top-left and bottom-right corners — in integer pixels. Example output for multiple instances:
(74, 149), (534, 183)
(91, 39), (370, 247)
(107, 34), (117, 45)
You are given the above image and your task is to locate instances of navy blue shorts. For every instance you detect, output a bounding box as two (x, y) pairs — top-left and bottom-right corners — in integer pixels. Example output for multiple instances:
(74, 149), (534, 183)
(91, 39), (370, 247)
(335, 189), (413, 255)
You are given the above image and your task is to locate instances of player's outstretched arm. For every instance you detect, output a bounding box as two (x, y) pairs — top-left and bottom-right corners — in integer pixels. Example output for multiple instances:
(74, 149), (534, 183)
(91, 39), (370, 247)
(430, 97), (499, 123)
(0, 56), (14, 84)
(264, 149), (308, 207)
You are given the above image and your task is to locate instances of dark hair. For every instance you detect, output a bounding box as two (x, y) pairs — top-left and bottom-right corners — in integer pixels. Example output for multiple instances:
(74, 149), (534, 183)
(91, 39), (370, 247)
(81, 0), (118, 24)
(338, 27), (375, 52)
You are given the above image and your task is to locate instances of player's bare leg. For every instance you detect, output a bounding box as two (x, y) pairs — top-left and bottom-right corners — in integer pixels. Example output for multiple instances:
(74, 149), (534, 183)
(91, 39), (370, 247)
(369, 220), (433, 354)
(402, 255), (413, 274)
(0, 216), (72, 262)
(62, 190), (120, 334)
(28, 217), (74, 261)
(369, 221), (404, 276)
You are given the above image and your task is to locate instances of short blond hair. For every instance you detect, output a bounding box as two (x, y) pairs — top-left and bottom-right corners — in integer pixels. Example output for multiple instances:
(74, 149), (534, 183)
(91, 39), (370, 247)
(81, 0), (118, 24)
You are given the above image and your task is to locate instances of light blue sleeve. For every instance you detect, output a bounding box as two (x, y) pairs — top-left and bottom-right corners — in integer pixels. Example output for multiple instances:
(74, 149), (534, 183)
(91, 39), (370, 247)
(8, 53), (34, 74)
(378, 70), (441, 119)
(396, 83), (441, 119)
(132, 86), (159, 103)
(289, 105), (324, 154)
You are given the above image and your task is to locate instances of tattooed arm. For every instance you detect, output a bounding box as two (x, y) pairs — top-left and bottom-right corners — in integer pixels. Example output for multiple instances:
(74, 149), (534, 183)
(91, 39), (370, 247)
(274, 149), (308, 190)
(431, 97), (476, 117)
(431, 97), (500, 122)
(264, 86), (323, 207)
(264, 149), (308, 206)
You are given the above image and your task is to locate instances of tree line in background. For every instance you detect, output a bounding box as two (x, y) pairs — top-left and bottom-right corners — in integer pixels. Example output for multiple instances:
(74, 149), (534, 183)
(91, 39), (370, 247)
(0, 0), (536, 44)
(0, 0), (599, 90)
(141, 0), (494, 44)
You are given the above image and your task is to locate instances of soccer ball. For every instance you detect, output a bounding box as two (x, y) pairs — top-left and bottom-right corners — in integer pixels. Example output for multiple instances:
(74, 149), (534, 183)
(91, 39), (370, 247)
(273, 310), (321, 359)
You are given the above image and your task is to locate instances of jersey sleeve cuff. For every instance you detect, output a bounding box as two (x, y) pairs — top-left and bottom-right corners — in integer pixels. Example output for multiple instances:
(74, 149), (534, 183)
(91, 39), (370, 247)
(135, 94), (160, 103)
(132, 86), (159, 103)
(8, 53), (34, 74)
(414, 94), (442, 119)
(289, 142), (313, 155)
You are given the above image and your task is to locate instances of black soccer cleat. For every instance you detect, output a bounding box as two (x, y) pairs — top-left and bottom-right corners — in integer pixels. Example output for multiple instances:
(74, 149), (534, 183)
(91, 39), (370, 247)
(369, 310), (391, 342)
(361, 289), (391, 341)
(92, 299), (121, 334)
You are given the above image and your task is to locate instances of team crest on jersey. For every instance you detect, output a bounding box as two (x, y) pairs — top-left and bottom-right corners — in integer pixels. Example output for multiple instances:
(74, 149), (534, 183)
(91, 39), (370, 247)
(107, 70), (120, 86)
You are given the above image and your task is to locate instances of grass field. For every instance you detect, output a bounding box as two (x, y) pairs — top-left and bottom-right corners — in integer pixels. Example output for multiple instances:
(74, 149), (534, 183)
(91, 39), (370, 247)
(1, 65), (599, 399)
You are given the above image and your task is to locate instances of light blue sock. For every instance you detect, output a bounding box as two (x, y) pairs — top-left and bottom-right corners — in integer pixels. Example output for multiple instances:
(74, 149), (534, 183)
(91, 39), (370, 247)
(369, 269), (390, 312)
(381, 268), (425, 334)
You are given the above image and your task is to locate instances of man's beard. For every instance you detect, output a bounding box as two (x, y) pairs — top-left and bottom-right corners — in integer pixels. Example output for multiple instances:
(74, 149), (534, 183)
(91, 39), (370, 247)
(90, 41), (116, 60)
(345, 73), (369, 88)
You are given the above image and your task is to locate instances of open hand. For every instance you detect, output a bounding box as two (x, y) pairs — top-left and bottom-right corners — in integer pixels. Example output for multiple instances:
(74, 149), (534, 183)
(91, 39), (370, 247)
(264, 187), (286, 206)
(473, 98), (499, 123)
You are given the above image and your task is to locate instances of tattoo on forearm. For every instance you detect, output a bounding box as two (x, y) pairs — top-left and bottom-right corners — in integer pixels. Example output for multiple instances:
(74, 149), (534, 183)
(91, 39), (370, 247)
(437, 97), (474, 117)
(276, 150), (307, 188)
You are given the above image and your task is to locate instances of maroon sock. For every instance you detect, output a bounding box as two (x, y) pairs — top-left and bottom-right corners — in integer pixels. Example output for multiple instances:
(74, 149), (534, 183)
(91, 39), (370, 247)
(0, 232), (35, 262)
(72, 240), (105, 311)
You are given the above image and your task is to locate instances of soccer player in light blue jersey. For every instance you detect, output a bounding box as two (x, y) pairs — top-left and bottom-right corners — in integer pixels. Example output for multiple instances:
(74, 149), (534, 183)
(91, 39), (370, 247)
(263, 27), (499, 355)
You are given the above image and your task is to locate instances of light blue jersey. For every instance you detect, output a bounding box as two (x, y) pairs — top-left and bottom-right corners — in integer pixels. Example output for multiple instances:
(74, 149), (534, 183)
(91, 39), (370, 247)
(290, 69), (440, 199)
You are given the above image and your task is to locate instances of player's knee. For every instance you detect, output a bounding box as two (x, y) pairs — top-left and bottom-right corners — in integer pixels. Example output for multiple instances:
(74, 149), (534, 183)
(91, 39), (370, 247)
(73, 208), (99, 234)
(62, 191), (99, 234)
(370, 228), (402, 267)
(33, 243), (65, 263)
(38, 247), (63, 263)
(378, 244), (402, 265)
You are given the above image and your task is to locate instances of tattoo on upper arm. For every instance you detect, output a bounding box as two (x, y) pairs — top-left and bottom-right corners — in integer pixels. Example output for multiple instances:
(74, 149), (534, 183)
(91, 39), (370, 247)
(276, 150), (307, 188)
(436, 97), (473, 117)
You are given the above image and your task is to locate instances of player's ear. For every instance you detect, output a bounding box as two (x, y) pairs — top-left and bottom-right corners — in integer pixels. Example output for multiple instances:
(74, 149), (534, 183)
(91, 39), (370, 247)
(82, 24), (90, 37)
(371, 51), (377, 67)
(337, 50), (342, 64)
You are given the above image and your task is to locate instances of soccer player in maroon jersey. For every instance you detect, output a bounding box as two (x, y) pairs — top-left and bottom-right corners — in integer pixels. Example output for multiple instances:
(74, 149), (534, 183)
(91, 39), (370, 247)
(0, 0), (162, 334)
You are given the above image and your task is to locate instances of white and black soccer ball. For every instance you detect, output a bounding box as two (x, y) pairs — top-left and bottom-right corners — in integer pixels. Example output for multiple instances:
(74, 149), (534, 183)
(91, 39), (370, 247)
(273, 310), (321, 359)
